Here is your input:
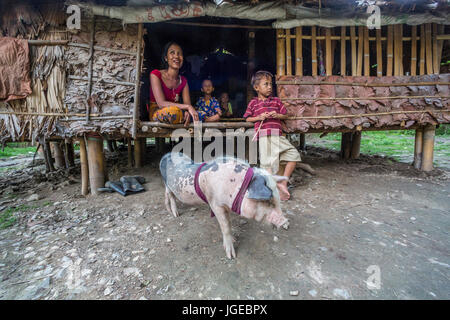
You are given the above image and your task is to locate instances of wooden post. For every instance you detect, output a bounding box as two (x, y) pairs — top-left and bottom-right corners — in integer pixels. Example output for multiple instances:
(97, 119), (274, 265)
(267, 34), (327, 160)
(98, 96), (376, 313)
(386, 25), (393, 76)
(437, 24), (445, 74)
(350, 26), (357, 76)
(132, 23), (144, 139)
(79, 137), (89, 196)
(363, 27), (370, 76)
(413, 128), (423, 169)
(87, 135), (106, 195)
(432, 23), (439, 74)
(295, 27), (303, 76)
(425, 23), (433, 74)
(44, 141), (55, 172)
(247, 30), (256, 104)
(341, 132), (352, 159)
(325, 28), (332, 76)
(376, 28), (382, 77)
(351, 131), (361, 159)
(340, 26), (346, 76)
(52, 142), (66, 168)
(127, 137), (133, 168)
(134, 138), (142, 168)
(420, 24), (425, 75)
(285, 29), (292, 75)
(276, 29), (286, 76)
(356, 26), (364, 76)
(311, 26), (317, 76)
(394, 24), (402, 76)
(66, 141), (75, 167)
(411, 26), (417, 76)
(300, 133), (306, 151)
(421, 124), (435, 172)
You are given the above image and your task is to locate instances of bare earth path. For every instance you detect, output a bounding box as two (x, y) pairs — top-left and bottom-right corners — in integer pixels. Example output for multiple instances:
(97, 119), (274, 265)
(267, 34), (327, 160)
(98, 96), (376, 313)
(0, 147), (449, 300)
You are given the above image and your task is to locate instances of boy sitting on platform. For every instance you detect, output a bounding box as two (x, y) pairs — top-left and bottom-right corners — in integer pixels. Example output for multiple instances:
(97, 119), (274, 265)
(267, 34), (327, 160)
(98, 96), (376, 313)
(244, 70), (301, 201)
(195, 79), (221, 122)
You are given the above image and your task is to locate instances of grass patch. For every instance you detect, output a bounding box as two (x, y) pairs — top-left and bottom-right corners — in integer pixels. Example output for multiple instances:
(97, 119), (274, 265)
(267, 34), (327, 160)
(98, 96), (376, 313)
(0, 142), (36, 159)
(315, 130), (450, 163)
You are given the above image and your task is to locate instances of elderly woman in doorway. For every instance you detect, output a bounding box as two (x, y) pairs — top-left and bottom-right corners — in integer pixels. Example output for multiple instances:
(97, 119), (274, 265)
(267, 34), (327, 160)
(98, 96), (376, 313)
(149, 42), (199, 126)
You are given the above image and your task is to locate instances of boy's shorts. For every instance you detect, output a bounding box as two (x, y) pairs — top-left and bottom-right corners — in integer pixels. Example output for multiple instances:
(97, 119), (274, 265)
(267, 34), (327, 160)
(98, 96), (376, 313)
(258, 135), (301, 173)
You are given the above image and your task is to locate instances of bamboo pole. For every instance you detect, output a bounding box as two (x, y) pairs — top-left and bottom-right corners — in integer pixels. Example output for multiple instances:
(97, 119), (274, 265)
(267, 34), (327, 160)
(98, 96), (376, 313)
(386, 25), (394, 76)
(276, 29), (286, 76)
(132, 23), (144, 139)
(68, 75), (135, 87)
(87, 135), (105, 195)
(364, 27), (370, 76)
(79, 137), (89, 196)
(437, 24), (445, 74)
(325, 28), (332, 76)
(432, 23), (439, 74)
(295, 27), (303, 76)
(286, 28), (292, 75)
(398, 25), (403, 75)
(356, 26), (364, 76)
(247, 30), (256, 104)
(282, 95), (450, 101)
(85, 17), (96, 123)
(413, 128), (423, 169)
(425, 23), (433, 74)
(341, 26), (346, 76)
(276, 81), (450, 87)
(411, 26), (417, 76)
(376, 28), (382, 77)
(350, 26), (357, 76)
(311, 26), (317, 76)
(67, 42), (137, 56)
(394, 24), (402, 76)
(421, 124), (435, 171)
(420, 24), (425, 75)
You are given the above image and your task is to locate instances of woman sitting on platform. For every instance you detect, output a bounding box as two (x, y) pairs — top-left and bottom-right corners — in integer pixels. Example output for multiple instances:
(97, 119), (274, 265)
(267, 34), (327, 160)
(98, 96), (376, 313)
(149, 42), (199, 126)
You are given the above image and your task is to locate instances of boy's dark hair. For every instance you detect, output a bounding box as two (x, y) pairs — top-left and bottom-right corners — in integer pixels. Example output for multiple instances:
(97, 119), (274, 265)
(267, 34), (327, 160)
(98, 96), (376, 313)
(161, 41), (183, 69)
(251, 70), (273, 87)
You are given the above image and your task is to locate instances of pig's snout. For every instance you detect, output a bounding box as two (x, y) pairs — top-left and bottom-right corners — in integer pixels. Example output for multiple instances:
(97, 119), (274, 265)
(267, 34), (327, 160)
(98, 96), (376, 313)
(266, 210), (289, 229)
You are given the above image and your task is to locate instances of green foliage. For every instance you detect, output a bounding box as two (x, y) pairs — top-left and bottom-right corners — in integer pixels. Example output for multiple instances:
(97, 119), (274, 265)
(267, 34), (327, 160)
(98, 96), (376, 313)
(0, 201), (52, 229)
(0, 142), (36, 158)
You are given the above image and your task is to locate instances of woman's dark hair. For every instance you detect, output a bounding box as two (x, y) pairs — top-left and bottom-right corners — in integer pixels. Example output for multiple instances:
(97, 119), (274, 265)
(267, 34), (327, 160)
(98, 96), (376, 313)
(161, 41), (183, 69)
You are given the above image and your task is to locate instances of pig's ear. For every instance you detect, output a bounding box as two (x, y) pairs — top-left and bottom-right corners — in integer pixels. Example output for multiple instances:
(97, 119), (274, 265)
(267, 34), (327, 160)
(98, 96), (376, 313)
(271, 175), (289, 183)
(247, 175), (273, 200)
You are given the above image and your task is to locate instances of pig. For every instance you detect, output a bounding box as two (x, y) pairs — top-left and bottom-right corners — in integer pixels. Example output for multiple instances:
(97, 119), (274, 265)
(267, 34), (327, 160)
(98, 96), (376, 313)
(159, 152), (289, 259)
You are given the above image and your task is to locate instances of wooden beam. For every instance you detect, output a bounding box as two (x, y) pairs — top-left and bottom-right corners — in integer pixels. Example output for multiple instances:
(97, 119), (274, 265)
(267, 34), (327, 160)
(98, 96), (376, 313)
(295, 27), (303, 76)
(286, 28), (292, 75)
(340, 26), (346, 76)
(311, 26), (317, 76)
(376, 28), (382, 77)
(394, 24), (402, 76)
(247, 30), (256, 104)
(132, 23), (144, 139)
(386, 25), (393, 76)
(350, 26), (357, 76)
(432, 23), (439, 74)
(411, 25), (417, 76)
(437, 24), (445, 74)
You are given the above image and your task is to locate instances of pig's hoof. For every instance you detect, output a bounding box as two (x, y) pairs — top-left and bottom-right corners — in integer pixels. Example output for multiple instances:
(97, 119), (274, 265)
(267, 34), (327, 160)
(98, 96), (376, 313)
(282, 221), (290, 230)
(172, 210), (179, 218)
(224, 240), (236, 259)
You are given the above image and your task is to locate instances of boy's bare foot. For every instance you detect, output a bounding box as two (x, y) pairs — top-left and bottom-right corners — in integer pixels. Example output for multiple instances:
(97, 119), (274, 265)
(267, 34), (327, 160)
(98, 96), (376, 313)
(277, 181), (290, 201)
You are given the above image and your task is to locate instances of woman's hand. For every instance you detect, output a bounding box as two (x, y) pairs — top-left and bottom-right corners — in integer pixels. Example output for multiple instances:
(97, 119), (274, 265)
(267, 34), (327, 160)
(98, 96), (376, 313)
(186, 105), (199, 122)
(183, 111), (190, 127)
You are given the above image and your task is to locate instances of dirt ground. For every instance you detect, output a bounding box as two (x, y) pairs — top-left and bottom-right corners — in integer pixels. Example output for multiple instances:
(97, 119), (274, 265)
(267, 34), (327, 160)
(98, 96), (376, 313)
(0, 145), (449, 300)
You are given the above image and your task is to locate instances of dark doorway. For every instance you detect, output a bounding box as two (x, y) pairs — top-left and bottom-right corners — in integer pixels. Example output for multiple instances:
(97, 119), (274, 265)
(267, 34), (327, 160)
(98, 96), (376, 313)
(139, 17), (275, 120)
